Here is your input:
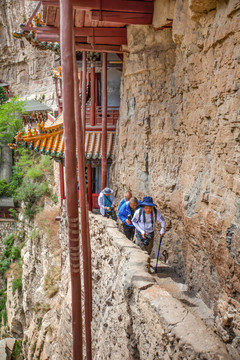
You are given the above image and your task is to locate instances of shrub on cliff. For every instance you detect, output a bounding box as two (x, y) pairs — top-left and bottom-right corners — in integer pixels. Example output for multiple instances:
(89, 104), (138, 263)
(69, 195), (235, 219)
(8, 149), (56, 219)
(0, 96), (25, 144)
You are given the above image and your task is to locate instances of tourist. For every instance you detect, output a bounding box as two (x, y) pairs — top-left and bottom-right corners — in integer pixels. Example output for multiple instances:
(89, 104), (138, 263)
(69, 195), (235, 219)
(118, 190), (132, 225)
(118, 197), (140, 241)
(98, 187), (117, 220)
(132, 196), (165, 255)
(118, 190), (132, 211)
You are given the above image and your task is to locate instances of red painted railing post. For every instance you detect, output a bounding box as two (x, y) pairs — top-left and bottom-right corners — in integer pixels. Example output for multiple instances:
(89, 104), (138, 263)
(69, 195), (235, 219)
(60, 0), (83, 359)
(101, 52), (107, 189)
(88, 162), (93, 211)
(59, 162), (65, 204)
(82, 51), (87, 143)
(90, 64), (95, 126)
(73, 46), (92, 360)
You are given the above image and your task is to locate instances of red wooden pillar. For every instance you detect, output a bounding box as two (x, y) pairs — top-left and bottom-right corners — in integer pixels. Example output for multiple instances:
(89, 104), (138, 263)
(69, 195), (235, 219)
(82, 51), (87, 143)
(60, 0), (83, 359)
(73, 46), (92, 360)
(88, 162), (92, 211)
(95, 72), (98, 106)
(90, 64), (95, 126)
(101, 53), (107, 189)
(59, 162), (65, 203)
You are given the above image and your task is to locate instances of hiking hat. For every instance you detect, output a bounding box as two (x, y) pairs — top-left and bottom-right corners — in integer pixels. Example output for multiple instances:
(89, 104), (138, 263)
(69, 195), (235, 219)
(140, 196), (157, 207)
(102, 187), (112, 194)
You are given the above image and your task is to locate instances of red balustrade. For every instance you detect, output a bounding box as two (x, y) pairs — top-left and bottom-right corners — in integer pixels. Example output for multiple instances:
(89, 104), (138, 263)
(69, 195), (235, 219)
(85, 106), (119, 127)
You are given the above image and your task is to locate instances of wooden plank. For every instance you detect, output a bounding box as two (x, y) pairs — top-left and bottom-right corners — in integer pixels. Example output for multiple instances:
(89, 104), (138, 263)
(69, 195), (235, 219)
(91, 10), (152, 24)
(75, 43), (124, 53)
(75, 9), (85, 27)
(87, 36), (127, 45)
(41, 0), (153, 13)
(54, 7), (60, 27)
(75, 27), (127, 37)
(43, 5), (48, 23)
(72, 0), (153, 13)
(46, 5), (57, 26)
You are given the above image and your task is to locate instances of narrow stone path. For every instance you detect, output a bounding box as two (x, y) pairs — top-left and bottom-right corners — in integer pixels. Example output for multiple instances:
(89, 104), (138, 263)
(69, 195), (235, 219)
(150, 260), (215, 329)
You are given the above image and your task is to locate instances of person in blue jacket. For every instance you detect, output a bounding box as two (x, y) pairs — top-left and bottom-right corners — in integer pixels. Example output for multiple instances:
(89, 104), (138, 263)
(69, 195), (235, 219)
(118, 197), (140, 240)
(118, 191), (132, 212)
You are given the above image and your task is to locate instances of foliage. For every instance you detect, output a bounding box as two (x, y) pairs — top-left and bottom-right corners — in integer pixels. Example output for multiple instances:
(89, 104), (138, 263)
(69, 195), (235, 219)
(0, 179), (11, 197)
(12, 277), (22, 293)
(5, 149), (55, 219)
(0, 289), (7, 326)
(0, 232), (23, 328)
(0, 86), (8, 106)
(11, 340), (23, 360)
(0, 96), (25, 144)
(0, 258), (11, 275)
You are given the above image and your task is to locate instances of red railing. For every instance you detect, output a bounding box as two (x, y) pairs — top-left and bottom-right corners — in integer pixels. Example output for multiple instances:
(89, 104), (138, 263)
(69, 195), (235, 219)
(85, 106), (119, 126)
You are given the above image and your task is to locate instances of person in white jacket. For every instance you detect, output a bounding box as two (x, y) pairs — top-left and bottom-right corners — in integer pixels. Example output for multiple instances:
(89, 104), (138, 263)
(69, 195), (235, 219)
(132, 196), (165, 255)
(98, 187), (116, 220)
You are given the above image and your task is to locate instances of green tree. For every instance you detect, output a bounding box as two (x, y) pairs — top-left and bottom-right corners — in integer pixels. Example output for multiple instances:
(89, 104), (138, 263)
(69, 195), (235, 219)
(0, 97), (25, 144)
(0, 87), (8, 106)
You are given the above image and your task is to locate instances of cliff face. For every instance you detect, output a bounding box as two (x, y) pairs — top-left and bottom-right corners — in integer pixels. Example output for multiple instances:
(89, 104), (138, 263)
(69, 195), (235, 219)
(0, 0), (57, 107)
(111, 0), (240, 354)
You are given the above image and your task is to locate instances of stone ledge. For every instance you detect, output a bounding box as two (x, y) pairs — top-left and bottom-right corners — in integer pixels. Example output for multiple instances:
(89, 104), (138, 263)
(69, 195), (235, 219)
(91, 213), (231, 359)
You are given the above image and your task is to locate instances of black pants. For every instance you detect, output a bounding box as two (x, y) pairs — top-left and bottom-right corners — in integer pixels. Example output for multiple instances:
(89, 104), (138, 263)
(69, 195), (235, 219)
(123, 224), (135, 241)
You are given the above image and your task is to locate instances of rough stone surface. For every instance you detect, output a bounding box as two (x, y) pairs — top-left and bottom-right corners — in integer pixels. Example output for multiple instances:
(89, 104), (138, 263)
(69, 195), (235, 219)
(0, 0), (57, 107)
(3, 207), (233, 359)
(111, 0), (240, 356)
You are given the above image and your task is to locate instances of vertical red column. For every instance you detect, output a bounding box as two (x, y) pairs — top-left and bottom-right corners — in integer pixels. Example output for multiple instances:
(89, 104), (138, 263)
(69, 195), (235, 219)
(60, 1), (82, 359)
(88, 162), (92, 211)
(82, 51), (87, 143)
(59, 162), (65, 204)
(73, 48), (92, 360)
(101, 52), (107, 189)
(90, 64), (95, 126)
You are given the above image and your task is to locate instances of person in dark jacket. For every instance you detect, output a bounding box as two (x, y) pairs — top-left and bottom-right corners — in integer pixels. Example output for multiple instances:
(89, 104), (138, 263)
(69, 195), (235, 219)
(118, 197), (140, 240)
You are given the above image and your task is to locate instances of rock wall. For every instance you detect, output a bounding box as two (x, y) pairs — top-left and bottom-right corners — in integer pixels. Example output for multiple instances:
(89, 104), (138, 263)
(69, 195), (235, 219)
(0, 0), (57, 108)
(111, 0), (240, 354)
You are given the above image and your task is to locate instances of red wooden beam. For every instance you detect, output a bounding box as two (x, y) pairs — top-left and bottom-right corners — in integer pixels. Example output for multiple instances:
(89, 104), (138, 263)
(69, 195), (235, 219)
(90, 35), (127, 45)
(34, 27), (127, 37)
(75, 27), (127, 37)
(40, 0), (153, 13)
(91, 11), (153, 24)
(75, 43), (124, 53)
(87, 36), (127, 45)
(36, 33), (126, 46)
(23, 1), (42, 31)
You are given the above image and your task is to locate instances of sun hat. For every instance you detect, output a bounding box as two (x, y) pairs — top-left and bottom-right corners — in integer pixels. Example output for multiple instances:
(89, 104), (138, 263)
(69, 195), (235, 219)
(102, 187), (112, 194)
(140, 196), (157, 207)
